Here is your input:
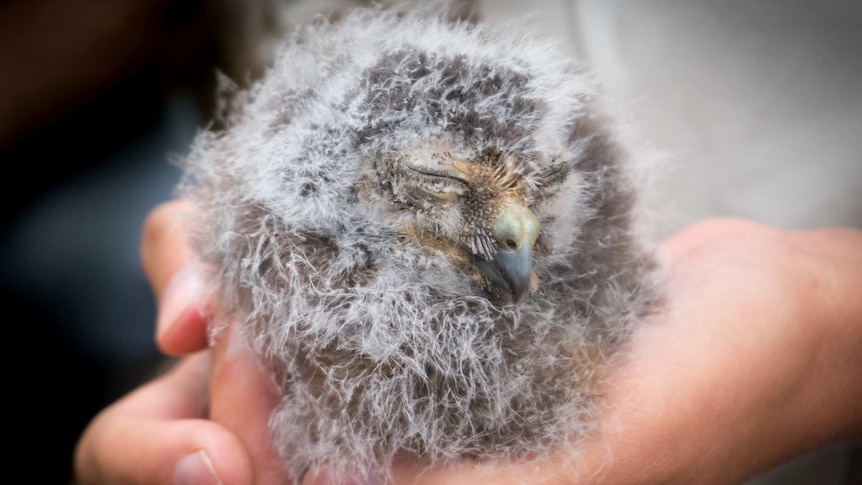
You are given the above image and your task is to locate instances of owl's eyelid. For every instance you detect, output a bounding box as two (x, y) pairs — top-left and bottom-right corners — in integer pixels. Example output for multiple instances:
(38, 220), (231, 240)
(419, 185), (462, 201)
(405, 161), (470, 186)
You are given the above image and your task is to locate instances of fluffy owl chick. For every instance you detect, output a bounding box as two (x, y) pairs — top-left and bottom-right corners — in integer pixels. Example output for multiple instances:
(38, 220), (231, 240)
(180, 5), (663, 483)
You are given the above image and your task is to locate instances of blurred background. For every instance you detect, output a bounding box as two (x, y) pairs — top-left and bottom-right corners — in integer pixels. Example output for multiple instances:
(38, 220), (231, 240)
(0, 0), (858, 483)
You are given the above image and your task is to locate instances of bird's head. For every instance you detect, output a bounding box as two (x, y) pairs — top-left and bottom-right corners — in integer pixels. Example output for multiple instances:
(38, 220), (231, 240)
(372, 144), (554, 305)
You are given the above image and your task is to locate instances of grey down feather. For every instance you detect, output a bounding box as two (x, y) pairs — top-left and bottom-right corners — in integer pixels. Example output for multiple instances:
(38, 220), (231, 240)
(179, 4), (664, 483)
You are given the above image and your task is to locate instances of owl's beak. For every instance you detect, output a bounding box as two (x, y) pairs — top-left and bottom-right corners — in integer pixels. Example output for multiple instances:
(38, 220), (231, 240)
(479, 204), (539, 304)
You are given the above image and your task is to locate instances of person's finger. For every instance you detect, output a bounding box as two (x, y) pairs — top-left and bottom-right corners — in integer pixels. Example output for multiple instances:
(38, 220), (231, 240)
(660, 217), (773, 257)
(210, 322), (287, 485)
(74, 352), (254, 485)
(140, 199), (210, 355)
(141, 199), (194, 299)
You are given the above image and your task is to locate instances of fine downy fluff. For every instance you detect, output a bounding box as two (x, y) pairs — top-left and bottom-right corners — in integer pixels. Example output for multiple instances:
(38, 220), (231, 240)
(179, 4), (664, 483)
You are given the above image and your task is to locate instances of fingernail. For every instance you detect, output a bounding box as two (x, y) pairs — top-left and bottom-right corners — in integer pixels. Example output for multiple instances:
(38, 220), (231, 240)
(158, 266), (205, 342)
(174, 450), (223, 485)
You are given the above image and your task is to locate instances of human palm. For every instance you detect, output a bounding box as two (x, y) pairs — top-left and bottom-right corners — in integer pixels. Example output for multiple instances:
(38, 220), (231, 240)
(75, 202), (862, 485)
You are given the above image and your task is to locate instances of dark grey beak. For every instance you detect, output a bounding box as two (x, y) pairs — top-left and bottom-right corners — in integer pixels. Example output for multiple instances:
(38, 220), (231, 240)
(478, 242), (533, 304)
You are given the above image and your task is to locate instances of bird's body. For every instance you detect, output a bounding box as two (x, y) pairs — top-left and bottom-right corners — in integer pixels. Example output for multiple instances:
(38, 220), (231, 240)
(181, 5), (663, 482)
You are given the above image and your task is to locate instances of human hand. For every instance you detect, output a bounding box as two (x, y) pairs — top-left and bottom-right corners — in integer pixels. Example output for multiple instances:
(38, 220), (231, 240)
(73, 200), (255, 485)
(80, 198), (862, 484)
(72, 350), (255, 485)
(388, 218), (862, 484)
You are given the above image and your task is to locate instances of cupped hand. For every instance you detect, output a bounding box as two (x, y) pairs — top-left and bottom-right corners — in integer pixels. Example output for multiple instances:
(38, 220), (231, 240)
(78, 199), (862, 485)
(388, 218), (862, 484)
(141, 200), (288, 483)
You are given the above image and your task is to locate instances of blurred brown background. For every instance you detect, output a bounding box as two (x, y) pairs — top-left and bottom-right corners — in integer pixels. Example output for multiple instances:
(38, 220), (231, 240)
(1, 1), (220, 482)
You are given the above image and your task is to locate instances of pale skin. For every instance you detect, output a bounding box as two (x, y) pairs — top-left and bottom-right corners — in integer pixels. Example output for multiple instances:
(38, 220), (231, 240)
(74, 199), (862, 485)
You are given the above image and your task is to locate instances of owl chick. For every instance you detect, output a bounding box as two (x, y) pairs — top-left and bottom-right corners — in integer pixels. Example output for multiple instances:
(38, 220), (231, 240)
(180, 4), (663, 483)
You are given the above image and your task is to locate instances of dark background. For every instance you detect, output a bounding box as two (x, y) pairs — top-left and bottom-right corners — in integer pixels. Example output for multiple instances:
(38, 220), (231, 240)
(0, 1), (219, 482)
(1, 1), (372, 482)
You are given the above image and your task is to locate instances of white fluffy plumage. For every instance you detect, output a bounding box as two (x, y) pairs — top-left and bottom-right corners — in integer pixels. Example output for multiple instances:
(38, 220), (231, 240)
(179, 4), (664, 483)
